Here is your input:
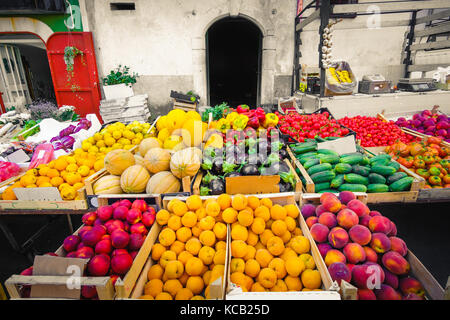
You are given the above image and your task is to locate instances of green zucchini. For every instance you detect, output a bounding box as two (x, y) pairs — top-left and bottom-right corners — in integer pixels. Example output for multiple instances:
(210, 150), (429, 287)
(344, 173), (369, 185)
(368, 173), (387, 185)
(370, 165), (397, 176)
(387, 161), (400, 171)
(369, 154), (392, 164)
(386, 172), (408, 185)
(318, 154), (340, 164)
(352, 165), (371, 177)
(310, 170), (336, 183)
(303, 158), (321, 170)
(338, 184), (367, 192)
(330, 174), (345, 189)
(389, 177), (414, 192)
(339, 154), (364, 165)
(367, 184), (389, 193)
(317, 149), (340, 157)
(334, 163), (353, 174)
(315, 182), (331, 192)
(307, 163), (333, 176)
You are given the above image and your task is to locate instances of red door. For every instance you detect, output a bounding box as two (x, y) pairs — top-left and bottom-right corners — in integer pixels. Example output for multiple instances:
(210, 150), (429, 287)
(46, 32), (102, 121)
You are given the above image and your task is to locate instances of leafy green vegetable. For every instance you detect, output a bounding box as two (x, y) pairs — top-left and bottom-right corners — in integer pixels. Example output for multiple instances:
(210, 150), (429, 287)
(202, 171), (218, 185)
(222, 161), (237, 174)
(200, 186), (211, 196)
(201, 158), (213, 171)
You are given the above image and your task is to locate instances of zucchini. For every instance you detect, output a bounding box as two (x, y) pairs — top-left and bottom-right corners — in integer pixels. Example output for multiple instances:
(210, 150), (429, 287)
(389, 177), (414, 192)
(387, 161), (400, 171)
(352, 165), (371, 177)
(303, 158), (321, 170)
(318, 154), (340, 164)
(338, 184), (367, 193)
(339, 154), (364, 165)
(330, 174), (345, 189)
(291, 144), (317, 155)
(317, 149), (340, 157)
(370, 165), (397, 176)
(307, 163), (333, 176)
(334, 163), (353, 174)
(368, 173), (387, 185)
(310, 170), (336, 183)
(315, 182), (331, 192)
(386, 172), (408, 185)
(369, 154), (391, 164)
(367, 184), (389, 193)
(344, 173), (369, 185)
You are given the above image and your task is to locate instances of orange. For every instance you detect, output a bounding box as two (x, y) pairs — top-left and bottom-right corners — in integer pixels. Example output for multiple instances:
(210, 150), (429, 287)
(186, 195), (202, 211)
(186, 276), (204, 295)
(217, 194), (231, 210)
(65, 172), (82, 185)
(293, 227), (303, 236)
(159, 228), (176, 247)
(181, 211), (197, 228)
(301, 269), (321, 289)
(231, 240), (247, 258)
(172, 201), (188, 217)
(222, 207), (238, 224)
(66, 163), (78, 173)
(270, 204), (287, 220)
(247, 196), (260, 210)
(285, 257), (305, 277)
(266, 219), (273, 229)
(231, 194), (247, 211)
(285, 275), (303, 291)
(243, 245), (256, 261)
(156, 209), (170, 225)
(203, 270), (212, 285)
(237, 209), (254, 227)
(230, 272), (248, 291)
(266, 236), (285, 256)
(38, 166), (50, 177)
(73, 182), (85, 191)
(260, 198), (273, 209)
(290, 235), (310, 254)
(213, 222), (227, 240)
(199, 230), (216, 247)
(163, 279), (183, 297)
(192, 225), (201, 238)
(160, 250), (177, 268)
(50, 176), (64, 188)
(144, 279), (163, 297)
(284, 216), (297, 232)
(151, 243), (166, 261)
(36, 176), (51, 186)
(260, 229), (275, 246)
(255, 249), (273, 268)
(231, 224), (248, 242)
(254, 241), (265, 251)
(254, 206), (270, 222)
(280, 247), (297, 262)
(165, 260), (184, 279)
(58, 183), (71, 192)
(155, 292), (173, 300)
(176, 227), (192, 243)
(26, 184), (38, 188)
(198, 246), (215, 265)
(195, 207), (206, 220)
(178, 251), (194, 266)
(271, 220), (287, 236)
(54, 158), (68, 171)
(94, 160), (104, 171)
(191, 295), (205, 300)
(250, 217), (266, 235)
(1, 187), (17, 200)
(246, 231), (259, 247)
(20, 174), (36, 186)
(243, 275), (254, 292)
(167, 199), (182, 212)
(210, 265), (225, 285)
(268, 258), (287, 279)
(271, 279), (288, 292)
(213, 249), (226, 265)
(257, 268), (277, 289)
(205, 200), (220, 217)
(215, 241), (227, 251)
(251, 282), (266, 292)
(285, 204), (300, 218)
(185, 238), (202, 255)
(147, 264), (164, 280)
(185, 257), (204, 276)
(77, 165), (90, 177)
(39, 182), (53, 188)
(170, 240), (185, 255)
(280, 230), (292, 244)
(244, 259), (261, 278)
(167, 215), (182, 231)
(198, 216), (215, 231)
(139, 295), (154, 300)
(299, 253), (316, 270)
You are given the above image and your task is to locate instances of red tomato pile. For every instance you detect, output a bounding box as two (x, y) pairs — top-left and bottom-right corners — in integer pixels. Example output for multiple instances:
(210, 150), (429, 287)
(338, 116), (418, 147)
(276, 111), (350, 142)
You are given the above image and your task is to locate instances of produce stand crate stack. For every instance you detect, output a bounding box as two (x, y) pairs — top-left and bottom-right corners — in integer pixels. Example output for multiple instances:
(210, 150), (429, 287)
(99, 94), (151, 124)
(170, 91), (198, 112)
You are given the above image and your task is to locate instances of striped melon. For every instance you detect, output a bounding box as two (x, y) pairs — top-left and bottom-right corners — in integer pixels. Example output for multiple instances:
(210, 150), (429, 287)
(134, 154), (145, 167)
(93, 175), (123, 195)
(120, 165), (150, 193)
(104, 149), (135, 175)
(146, 171), (180, 194)
(143, 147), (171, 173)
(170, 148), (201, 179)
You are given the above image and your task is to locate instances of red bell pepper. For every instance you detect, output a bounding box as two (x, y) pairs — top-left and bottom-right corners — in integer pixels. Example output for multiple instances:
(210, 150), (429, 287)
(254, 107), (266, 124)
(236, 104), (250, 114)
(247, 116), (260, 129)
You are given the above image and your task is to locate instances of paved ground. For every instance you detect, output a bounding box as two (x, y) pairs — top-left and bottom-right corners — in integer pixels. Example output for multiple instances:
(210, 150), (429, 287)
(0, 202), (448, 297)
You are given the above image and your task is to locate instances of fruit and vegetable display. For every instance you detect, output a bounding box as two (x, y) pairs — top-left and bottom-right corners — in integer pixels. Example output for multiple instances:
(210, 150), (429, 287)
(277, 110), (351, 143)
(17, 199), (156, 299)
(385, 137), (449, 189)
(394, 109), (449, 142)
(338, 116), (417, 147)
(140, 195), (228, 300)
(228, 195), (323, 292)
(302, 192), (426, 300)
(291, 141), (415, 193)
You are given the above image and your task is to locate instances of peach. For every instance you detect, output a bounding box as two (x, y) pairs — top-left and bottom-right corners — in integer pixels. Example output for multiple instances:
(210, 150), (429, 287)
(142, 212), (156, 228)
(111, 201), (120, 209)
(97, 205), (113, 221)
(130, 251), (139, 260)
(315, 205), (327, 217)
(327, 227), (349, 249)
(399, 277), (425, 297)
(382, 267), (399, 289)
(78, 226), (93, 238)
(403, 293), (424, 300)
(317, 243), (332, 258)
(306, 216), (319, 229)
(368, 216), (392, 234)
(92, 225), (107, 236)
(131, 199), (148, 212)
(111, 229), (130, 249)
(106, 220), (124, 235)
(318, 212), (337, 229)
(320, 192), (338, 202)
(388, 221), (397, 236)
(363, 246), (378, 263)
(66, 251), (78, 258)
(346, 199), (369, 217)
(320, 194), (342, 213)
(338, 191), (356, 204)
(81, 230), (102, 247)
(343, 243), (366, 264)
(82, 211), (97, 226)
(369, 210), (381, 217)
(111, 252), (133, 275)
(123, 221), (130, 233)
(357, 288), (376, 300)
(20, 267), (33, 276)
(76, 246), (95, 259)
(389, 237), (408, 256)
(81, 285), (97, 299)
(128, 233), (144, 251)
(88, 254), (110, 276)
(130, 222), (148, 235)
(324, 249), (346, 267)
(336, 208), (359, 229)
(119, 199), (132, 208)
(126, 208), (142, 224)
(110, 274), (120, 286)
(112, 249), (129, 257)
(374, 284), (402, 300)
(95, 239), (112, 255)
(63, 235), (81, 253)
(346, 263), (355, 273)
(370, 233), (391, 254)
(363, 262), (385, 283)
(359, 215), (371, 228)
(310, 223), (329, 243)
(348, 225), (372, 246)
(382, 251), (410, 275)
(301, 204), (316, 218)
(102, 234), (111, 241)
(328, 262), (351, 285)
(113, 206), (128, 220)
(352, 264), (384, 289)
(93, 219), (104, 227)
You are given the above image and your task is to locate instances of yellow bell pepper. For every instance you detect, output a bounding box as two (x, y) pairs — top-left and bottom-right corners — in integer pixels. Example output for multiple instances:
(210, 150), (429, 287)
(263, 113), (279, 128)
(217, 118), (231, 133)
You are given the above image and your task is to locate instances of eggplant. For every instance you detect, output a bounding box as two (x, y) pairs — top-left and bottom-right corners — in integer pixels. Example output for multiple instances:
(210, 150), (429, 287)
(261, 161), (290, 175)
(225, 172), (241, 178)
(279, 149), (288, 160)
(241, 164), (259, 176)
(278, 180), (292, 193)
(212, 158), (223, 175)
(209, 179), (225, 195)
(264, 153), (281, 166)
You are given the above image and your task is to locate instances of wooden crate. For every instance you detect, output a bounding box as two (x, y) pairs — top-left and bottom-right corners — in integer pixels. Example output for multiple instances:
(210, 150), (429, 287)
(172, 98), (197, 112)
(224, 193), (340, 300)
(287, 146), (315, 193)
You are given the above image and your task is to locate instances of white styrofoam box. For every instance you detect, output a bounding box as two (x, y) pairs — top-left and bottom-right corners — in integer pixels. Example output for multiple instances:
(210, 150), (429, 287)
(102, 84), (134, 101)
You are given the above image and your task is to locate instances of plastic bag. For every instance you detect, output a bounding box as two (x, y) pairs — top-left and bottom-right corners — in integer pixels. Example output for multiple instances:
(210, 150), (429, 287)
(325, 61), (357, 94)
(28, 143), (54, 169)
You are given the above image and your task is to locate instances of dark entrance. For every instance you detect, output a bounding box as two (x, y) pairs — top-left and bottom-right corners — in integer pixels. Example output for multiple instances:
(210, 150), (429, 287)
(207, 17), (262, 108)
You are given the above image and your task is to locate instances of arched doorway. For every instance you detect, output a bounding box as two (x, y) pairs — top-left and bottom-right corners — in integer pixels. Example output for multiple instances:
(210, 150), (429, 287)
(206, 17), (262, 107)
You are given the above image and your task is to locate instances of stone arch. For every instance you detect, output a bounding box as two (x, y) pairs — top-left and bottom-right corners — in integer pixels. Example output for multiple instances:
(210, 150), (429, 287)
(0, 17), (53, 44)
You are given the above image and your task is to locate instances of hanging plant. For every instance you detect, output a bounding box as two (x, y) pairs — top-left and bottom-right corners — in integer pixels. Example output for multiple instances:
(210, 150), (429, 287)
(64, 46), (85, 100)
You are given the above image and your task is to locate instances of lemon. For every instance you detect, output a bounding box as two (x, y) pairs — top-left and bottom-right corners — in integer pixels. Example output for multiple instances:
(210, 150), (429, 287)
(113, 131), (122, 140)
(66, 163), (78, 172)
(96, 140), (105, 148)
(123, 130), (135, 140)
(158, 128), (170, 142)
(112, 143), (123, 150)
(107, 126), (116, 134)
(135, 132), (144, 140)
(104, 137), (116, 147)
(94, 133), (103, 141)
(78, 165), (90, 177)
(82, 142), (92, 151)
(87, 136), (95, 144)
(88, 146), (99, 154)
(66, 156), (77, 164)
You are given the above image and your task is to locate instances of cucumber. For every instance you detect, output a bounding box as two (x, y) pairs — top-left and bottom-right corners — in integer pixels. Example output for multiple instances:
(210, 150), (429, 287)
(340, 154), (364, 165)
(317, 149), (340, 157)
(318, 189), (339, 193)
(299, 155), (319, 165)
(310, 170), (336, 183)
(370, 165), (397, 176)
(389, 177), (414, 192)
(334, 163), (353, 174)
(370, 158), (390, 167)
(298, 151), (319, 160)
(360, 156), (370, 166)
(307, 163), (333, 176)
(367, 184), (389, 193)
(330, 174), (345, 189)
(291, 144), (318, 155)
(386, 172), (408, 185)
(341, 152), (364, 158)
(344, 173), (369, 185)
(338, 184), (367, 192)
(318, 154), (340, 164)
(303, 159), (321, 170)
(315, 182), (331, 192)
(368, 173), (387, 185)
(369, 154), (391, 164)
(387, 161), (400, 171)
(352, 165), (371, 177)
